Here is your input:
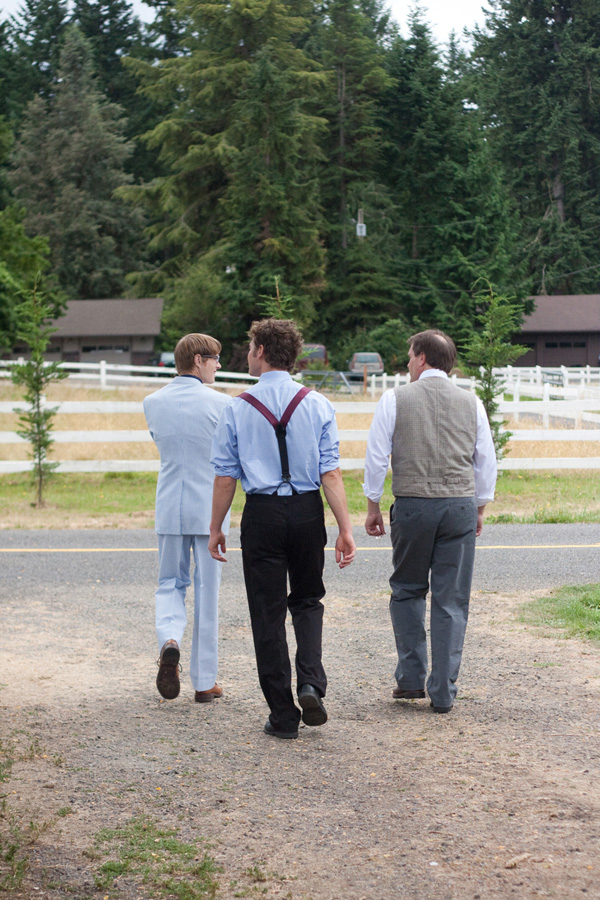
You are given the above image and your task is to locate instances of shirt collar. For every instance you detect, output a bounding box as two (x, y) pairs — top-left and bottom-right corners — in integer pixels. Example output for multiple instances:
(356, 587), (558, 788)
(419, 368), (448, 380)
(179, 374), (203, 383)
(258, 370), (293, 382)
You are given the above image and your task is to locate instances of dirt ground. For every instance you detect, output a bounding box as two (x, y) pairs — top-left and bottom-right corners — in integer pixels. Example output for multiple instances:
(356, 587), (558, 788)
(1, 547), (599, 900)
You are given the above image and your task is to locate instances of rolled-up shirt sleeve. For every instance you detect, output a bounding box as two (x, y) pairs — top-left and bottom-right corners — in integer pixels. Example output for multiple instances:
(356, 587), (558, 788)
(318, 407), (341, 474)
(211, 404), (243, 480)
(473, 397), (497, 506)
(363, 390), (395, 502)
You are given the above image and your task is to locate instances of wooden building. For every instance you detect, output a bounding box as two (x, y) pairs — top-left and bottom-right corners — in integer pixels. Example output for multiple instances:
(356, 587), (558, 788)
(516, 294), (600, 367)
(9, 298), (164, 366)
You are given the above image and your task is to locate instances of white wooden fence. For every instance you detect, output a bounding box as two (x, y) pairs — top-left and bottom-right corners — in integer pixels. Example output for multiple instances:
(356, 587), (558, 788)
(3, 395), (600, 473)
(4, 362), (600, 473)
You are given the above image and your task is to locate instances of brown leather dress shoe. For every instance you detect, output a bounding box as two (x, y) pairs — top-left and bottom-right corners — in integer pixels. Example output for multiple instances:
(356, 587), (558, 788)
(156, 640), (180, 699)
(392, 687), (426, 699)
(194, 683), (223, 703)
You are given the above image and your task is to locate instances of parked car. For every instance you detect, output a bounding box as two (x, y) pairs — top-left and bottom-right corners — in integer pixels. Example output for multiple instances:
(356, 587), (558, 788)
(297, 343), (329, 369)
(347, 351), (384, 380)
(149, 351), (176, 374)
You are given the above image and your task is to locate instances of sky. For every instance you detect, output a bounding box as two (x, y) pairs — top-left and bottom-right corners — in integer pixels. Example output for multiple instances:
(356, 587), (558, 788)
(0, 0), (488, 47)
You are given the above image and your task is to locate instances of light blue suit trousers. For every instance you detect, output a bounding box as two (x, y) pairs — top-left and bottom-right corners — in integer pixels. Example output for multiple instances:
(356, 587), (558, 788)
(156, 534), (223, 692)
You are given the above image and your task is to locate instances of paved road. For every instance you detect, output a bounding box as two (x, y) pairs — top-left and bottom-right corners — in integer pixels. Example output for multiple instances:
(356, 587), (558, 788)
(2, 523), (600, 594)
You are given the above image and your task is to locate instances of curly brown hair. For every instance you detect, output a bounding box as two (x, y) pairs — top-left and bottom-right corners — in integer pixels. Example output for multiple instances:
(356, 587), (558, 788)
(248, 318), (303, 371)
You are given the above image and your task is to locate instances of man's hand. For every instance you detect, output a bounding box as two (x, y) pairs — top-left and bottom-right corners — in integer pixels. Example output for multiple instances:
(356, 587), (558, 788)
(208, 530), (227, 562)
(476, 505), (485, 537)
(335, 531), (356, 569)
(209, 475), (237, 562)
(365, 510), (385, 536)
(365, 498), (385, 536)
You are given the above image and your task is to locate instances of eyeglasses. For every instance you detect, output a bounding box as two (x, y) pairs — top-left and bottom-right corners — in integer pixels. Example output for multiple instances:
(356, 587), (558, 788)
(200, 354), (220, 361)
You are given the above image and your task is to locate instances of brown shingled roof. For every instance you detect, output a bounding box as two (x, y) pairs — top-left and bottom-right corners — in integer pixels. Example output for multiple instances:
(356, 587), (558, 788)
(52, 299), (164, 337)
(522, 295), (600, 332)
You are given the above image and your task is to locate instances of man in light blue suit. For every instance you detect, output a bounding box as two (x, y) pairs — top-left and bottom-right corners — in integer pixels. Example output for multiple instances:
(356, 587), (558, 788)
(143, 333), (232, 702)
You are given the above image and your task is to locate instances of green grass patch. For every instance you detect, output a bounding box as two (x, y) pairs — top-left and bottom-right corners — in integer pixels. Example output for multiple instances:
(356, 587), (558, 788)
(91, 817), (219, 899)
(520, 584), (600, 644)
(343, 469), (600, 524)
(4, 468), (600, 526)
(0, 471), (158, 519)
(489, 470), (600, 524)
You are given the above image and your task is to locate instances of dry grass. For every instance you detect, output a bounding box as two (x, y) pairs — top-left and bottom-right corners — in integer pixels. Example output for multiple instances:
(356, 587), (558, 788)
(4, 382), (600, 466)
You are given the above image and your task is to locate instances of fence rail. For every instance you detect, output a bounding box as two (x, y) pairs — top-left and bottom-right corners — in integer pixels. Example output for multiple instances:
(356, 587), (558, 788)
(3, 396), (600, 473)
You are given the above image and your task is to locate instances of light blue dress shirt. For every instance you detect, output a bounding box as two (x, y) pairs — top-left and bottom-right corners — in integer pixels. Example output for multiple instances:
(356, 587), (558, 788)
(211, 371), (340, 495)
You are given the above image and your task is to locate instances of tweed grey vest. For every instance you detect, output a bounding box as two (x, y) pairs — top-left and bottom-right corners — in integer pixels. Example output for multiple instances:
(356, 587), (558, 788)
(391, 377), (478, 498)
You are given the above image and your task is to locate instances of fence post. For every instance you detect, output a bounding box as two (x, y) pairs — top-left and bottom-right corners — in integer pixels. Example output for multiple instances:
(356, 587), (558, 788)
(394, 373), (400, 390)
(560, 365), (569, 388)
(382, 372), (387, 393)
(100, 359), (107, 390)
(369, 374), (376, 398)
(542, 382), (550, 428)
(535, 365), (542, 385)
(513, 382), (520, 424)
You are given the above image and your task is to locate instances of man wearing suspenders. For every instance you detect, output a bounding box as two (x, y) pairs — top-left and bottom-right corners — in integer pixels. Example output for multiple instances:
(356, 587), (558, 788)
(209, 318), (356, 739)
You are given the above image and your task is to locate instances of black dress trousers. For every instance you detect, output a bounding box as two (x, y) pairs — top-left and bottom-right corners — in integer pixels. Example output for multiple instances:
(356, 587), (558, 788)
(241, 489), (328, 732)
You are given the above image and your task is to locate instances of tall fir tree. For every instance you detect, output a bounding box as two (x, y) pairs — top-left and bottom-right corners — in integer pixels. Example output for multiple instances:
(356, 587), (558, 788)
(0, 119), (60, 351)
(471, 0), (600, 296)
(379, 13), (521, 345)
(126, 0), (327, 352)
(310, 0), (399, 345)
(9, 26), (146, 299)
(72, 0), (168, 182)
(4, 0), (70, 117)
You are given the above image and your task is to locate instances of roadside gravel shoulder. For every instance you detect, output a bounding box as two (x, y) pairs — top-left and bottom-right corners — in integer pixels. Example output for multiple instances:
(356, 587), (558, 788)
(1, 527), (600, 899)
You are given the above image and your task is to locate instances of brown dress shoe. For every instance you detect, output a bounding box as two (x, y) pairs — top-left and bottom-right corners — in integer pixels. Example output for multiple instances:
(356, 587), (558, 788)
(194, 683), (223, 703)
(156, 640), (180, 699)
(392, 687), (426, 699)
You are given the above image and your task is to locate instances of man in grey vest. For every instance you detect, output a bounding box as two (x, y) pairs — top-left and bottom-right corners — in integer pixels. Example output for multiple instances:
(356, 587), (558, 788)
(363, 330), (497, 712)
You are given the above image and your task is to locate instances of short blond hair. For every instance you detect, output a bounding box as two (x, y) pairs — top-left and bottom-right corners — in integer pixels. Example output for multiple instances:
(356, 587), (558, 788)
(174, 333), (221, 373)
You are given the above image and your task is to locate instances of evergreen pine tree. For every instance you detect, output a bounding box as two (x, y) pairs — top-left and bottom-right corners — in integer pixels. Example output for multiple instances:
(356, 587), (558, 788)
(471, 0), (600, 295)
(9, 26), (146, 299)
(126, 0), (327, 351)
(10, 285), (68, 507)
(381, 14), (520, 344)
(0, 126), (59, 351)
(6, 0), (70, 114)
(72, 0), (165, 182)
(311, 0), (399, 344)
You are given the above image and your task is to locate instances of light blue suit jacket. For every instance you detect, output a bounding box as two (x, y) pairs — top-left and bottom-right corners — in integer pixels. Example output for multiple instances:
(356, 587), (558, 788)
(143, 376), (232, 535)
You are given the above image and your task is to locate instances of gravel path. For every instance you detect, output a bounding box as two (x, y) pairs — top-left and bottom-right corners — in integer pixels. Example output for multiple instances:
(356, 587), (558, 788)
(1, 526), (599, 899)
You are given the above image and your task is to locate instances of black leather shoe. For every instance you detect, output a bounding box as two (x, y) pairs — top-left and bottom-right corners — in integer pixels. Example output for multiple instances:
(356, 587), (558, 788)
(393, 687), (426, 699)
(430, 702), (453, 713)
(264, 719), (298, 740)
(298, 684), (327, 726)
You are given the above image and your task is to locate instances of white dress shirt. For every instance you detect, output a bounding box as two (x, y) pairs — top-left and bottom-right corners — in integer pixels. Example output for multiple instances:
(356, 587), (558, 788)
(363, 369), (497, 507)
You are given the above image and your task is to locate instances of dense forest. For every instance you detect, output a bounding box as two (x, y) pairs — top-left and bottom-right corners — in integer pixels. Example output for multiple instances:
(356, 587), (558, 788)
(2, 0), (600, 369)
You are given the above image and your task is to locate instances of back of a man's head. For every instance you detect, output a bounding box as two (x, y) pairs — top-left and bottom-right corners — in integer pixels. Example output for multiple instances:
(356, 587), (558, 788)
(409, 329), (456, 374)
(248, 318), (303, 372)
(174, 333), (221, 374)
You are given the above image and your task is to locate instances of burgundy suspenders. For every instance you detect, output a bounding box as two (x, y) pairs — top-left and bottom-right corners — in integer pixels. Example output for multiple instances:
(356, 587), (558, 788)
(238, 386), (311, 487)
